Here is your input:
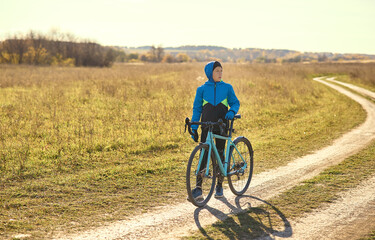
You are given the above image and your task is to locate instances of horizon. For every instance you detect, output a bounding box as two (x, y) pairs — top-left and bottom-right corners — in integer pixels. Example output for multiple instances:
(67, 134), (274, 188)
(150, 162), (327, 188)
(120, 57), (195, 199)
(120, 45), (375, 56)
(1, 0), (375, 55)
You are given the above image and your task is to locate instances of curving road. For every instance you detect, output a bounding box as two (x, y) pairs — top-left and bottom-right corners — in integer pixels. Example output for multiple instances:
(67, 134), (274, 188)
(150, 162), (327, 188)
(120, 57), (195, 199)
(54, 77), (375, 240)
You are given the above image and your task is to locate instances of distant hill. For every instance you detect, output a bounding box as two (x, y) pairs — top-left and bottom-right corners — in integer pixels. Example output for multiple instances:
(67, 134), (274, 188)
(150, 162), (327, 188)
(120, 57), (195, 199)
(134, 45), (228, 51)
(121, 45), (375, 63)
(165, 45), (228, 51)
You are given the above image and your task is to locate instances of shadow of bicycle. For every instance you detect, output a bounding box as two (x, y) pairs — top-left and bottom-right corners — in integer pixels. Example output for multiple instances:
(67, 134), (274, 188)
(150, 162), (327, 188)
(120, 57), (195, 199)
(193, 195), (292, 239)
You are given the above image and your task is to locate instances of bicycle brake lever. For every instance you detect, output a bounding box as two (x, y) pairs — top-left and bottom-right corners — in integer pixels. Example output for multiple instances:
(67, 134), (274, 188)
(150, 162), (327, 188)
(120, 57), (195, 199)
(185, 117), (189, 133)
(218, 119), (226, 136)
(220, 126), (225, 136)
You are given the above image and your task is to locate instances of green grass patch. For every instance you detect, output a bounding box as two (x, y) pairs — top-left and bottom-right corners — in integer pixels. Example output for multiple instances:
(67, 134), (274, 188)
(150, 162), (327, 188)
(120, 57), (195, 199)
(360, 231), (375, 240)
(184, 139), (375, 239)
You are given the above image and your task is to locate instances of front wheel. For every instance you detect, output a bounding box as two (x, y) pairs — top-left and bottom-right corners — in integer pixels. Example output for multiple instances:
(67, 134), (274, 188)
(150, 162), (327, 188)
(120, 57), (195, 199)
(186, 144), (217, 207)
(227, 136), (254, 195)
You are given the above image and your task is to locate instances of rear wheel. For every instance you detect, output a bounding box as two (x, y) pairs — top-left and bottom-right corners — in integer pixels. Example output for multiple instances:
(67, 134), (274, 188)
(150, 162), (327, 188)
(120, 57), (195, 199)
(227, 137), (253, 195)
(186, 144), (216, 207)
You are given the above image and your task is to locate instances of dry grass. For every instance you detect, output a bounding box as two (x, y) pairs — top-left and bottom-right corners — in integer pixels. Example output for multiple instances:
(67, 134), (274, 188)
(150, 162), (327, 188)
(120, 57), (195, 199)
(0, 62), (369, 239)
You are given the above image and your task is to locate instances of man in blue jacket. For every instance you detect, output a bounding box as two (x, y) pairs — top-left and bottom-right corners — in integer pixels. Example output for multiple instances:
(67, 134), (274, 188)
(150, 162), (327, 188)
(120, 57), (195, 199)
(190, 61), (240, 200)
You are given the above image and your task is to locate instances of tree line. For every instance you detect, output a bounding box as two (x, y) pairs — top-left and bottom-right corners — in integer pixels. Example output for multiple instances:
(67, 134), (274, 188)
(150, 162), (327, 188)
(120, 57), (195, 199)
(117, 45), (191, 63)
(3, 30), (372, 67)
(0, 31), (190, 67)
(0, 31), (117, 67)
(125, 46), (375, 63)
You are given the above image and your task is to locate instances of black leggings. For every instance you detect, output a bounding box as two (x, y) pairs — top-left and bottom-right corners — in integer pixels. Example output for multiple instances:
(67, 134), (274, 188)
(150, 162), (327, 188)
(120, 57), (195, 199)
(196, 128), (225, 187)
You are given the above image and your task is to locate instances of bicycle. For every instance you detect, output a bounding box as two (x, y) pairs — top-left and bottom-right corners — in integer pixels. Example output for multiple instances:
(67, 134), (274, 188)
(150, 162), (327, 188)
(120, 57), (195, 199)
(184, 114), (254, 207)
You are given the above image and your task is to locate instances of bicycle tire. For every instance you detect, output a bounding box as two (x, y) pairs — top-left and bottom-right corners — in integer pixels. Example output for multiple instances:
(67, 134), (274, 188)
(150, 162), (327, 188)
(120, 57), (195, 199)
(227, 136), (254, 195)
(186, 144), (217, 207)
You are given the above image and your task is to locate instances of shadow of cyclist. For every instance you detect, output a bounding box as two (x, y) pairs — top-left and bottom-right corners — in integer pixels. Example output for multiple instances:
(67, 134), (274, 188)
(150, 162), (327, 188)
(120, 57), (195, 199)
(193, 195), (292, 239)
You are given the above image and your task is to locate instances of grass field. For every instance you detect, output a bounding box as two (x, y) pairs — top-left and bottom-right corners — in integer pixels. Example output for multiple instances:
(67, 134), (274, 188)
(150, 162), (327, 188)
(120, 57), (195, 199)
(0, 62), (373, 239)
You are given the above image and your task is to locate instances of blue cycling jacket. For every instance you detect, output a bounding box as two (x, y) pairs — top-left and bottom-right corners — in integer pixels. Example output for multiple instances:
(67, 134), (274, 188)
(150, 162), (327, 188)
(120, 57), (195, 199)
(191, 61), (240, 130)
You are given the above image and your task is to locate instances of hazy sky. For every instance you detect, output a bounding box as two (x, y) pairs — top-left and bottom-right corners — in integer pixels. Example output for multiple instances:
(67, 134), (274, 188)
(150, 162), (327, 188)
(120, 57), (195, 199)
(1, 0), (375, 54)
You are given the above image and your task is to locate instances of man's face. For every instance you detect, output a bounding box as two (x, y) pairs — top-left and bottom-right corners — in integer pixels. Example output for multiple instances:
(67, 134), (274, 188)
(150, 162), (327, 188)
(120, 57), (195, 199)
(212, 67), (222, 82)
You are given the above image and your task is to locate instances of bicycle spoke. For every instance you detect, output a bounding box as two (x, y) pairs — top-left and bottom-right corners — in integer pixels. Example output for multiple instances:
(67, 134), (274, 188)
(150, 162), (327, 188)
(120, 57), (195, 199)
(227, 137), (253, 195)
(186, 145), (216, 207)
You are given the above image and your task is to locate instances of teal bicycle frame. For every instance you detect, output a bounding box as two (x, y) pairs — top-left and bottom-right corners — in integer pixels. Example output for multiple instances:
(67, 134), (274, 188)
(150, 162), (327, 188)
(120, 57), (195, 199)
(196, 129), (247, 178)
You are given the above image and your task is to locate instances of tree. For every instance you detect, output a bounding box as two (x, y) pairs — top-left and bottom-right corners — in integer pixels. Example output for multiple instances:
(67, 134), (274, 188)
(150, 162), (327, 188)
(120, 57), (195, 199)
(176, 53), (189, 62)
(24, 46), (50, 65)
(318, 54), (328, 62)
(1, 35), (28, 64)
(128, 53), (139, 61)
(139, 54), (148, 62)
(0, 30), (116, 67)
(162, 54), (175, 63)
(148, 45), (164, 62)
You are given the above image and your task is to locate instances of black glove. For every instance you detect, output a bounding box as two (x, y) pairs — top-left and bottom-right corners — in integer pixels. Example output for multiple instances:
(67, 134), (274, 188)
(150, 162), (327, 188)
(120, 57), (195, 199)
(191, 129), (199, 142)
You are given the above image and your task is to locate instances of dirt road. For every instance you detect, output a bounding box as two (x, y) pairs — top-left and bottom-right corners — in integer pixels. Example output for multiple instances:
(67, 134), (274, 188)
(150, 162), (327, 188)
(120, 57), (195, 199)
(55, 77), (375, 240)
(268, 174), (375, 240)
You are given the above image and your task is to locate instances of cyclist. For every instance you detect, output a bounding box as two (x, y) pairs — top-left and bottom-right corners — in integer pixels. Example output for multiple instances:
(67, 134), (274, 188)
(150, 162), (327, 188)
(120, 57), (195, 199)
(189, 61), (240, 200)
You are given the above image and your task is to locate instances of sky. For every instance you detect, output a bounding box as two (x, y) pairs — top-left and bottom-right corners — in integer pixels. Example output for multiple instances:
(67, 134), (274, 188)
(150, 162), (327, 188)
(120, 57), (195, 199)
(1, 0), (375, 54)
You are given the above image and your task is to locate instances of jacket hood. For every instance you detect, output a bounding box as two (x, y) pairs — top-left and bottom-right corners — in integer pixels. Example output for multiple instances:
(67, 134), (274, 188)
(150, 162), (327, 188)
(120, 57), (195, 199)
(204, 61), (215, 82)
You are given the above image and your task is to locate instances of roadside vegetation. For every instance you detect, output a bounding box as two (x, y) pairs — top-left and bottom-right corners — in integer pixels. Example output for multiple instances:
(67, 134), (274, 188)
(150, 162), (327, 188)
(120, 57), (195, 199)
(0, 62), (373, 239)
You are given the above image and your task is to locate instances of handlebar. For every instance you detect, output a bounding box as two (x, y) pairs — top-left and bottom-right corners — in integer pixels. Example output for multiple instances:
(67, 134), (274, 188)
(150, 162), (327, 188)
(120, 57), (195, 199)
(185, 118), (226, 135)
(185, 118), (195, 136)
(185, 114), (241, 138)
